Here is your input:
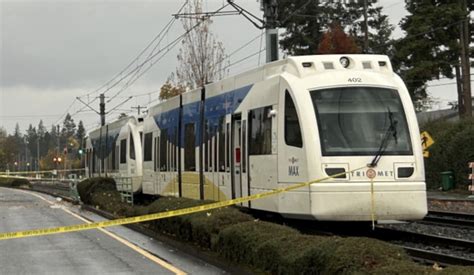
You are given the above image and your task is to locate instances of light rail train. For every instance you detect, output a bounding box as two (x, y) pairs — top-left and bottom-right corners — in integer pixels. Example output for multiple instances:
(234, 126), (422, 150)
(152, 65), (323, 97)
(85, 54), (428, 221)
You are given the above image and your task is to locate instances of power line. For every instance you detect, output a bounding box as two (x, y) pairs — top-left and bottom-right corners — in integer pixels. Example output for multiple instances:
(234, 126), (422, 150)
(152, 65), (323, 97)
(223, 48), (266, 72)
(64, 2), (190, 122)
(105, 2), (232, 104)
(84, 0), (189, 99)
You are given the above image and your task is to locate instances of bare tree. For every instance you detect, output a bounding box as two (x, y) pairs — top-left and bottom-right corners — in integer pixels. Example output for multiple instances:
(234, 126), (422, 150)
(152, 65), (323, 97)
(175, 0), (228, 90)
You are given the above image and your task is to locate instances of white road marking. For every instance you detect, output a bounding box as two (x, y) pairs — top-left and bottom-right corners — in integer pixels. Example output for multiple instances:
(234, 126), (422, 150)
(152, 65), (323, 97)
(10, 188), (187, 275)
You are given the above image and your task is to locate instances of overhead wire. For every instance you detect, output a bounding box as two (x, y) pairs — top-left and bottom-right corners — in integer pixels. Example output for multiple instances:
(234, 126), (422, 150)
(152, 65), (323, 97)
(64, 1), (190, 122)
(105, 2), (231, 104)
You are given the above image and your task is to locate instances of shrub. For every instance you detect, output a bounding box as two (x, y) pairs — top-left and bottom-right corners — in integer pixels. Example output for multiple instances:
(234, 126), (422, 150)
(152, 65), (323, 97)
(422, 118), (474, 189)
(79, 180), (474, 274)
(0, 177), (30, 187)
(76, 177), (116, 204)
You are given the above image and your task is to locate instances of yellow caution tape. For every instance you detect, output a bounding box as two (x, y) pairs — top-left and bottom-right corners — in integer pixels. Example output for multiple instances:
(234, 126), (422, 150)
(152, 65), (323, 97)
(0, 166), (365, 241)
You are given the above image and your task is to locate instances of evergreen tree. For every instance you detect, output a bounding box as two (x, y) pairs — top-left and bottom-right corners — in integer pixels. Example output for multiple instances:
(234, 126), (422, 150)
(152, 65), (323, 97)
(13, 123), (21, 139)
(37, 120), (48, 158)
(76, 120), (86, 145)
(277, 1), (394, 56)
(61, 113), (76, 139)
(25, 124), (38, 163)
(0, 128), (6, 170)
(49, 124), (59, 154)
(394, 0), (472, 112)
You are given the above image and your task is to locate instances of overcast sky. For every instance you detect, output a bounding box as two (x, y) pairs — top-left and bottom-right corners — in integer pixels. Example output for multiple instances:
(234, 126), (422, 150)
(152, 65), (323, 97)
(0, 0), (459, 134)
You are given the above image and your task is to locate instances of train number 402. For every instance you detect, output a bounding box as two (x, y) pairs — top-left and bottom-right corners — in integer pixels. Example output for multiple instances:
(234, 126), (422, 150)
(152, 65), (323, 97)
(348, 77), (362, 83)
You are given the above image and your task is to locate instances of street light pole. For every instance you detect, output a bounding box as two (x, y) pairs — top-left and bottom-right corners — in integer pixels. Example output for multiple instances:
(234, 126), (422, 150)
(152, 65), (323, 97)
(37, 138), (40, 172)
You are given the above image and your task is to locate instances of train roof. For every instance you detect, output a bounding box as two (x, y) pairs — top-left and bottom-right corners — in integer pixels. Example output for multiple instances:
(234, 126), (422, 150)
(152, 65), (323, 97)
(87, 116), (138, 137)
(145, 54), (394, 117)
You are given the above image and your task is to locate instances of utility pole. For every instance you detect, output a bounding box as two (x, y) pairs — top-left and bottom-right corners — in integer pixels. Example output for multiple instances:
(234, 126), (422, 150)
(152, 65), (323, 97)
(57, 125), (60, 157)
(77, 94), (132, 126)
(459, 0), (472, 117)
(363, 0), (369, 53)
(37, 138), (39, 172)
(131, 105), (147, 116)
(100, 93), (106, 126)
(261, 0), (279, 62)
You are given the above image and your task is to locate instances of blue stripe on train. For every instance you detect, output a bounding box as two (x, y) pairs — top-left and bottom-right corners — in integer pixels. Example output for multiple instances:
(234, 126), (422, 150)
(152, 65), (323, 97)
(153, 84), (253, 147)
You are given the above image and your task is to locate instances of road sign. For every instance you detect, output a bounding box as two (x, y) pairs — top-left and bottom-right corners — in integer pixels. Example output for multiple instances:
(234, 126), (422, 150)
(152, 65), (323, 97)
(420, 131), (435, 150)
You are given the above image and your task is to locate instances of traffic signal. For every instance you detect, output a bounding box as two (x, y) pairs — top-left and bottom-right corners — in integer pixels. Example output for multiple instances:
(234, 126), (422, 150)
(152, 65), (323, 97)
(78, 149), (83, 155)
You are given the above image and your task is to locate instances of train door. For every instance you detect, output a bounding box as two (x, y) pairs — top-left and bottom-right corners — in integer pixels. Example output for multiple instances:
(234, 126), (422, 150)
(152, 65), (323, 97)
(231, 114), (242, 199)
(153, 131), (160, 194)
(241, 119), (249, 206)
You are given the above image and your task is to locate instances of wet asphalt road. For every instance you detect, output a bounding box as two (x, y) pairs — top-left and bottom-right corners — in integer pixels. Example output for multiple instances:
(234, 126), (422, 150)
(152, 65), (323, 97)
(0, 187), (226, 274)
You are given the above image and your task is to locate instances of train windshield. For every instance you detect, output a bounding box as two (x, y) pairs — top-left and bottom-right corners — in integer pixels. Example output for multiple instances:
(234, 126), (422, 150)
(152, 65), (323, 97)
(311, 87), (412, 156)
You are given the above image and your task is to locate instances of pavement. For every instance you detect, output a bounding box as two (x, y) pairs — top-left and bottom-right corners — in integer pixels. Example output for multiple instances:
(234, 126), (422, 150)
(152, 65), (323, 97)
(0, 187), (226, 274)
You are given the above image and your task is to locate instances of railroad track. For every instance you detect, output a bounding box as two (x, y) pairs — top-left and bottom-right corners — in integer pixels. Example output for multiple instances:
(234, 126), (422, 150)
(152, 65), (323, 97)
(371, 226), (474, 266)
(26, 181), (77, 203)
(423, 210), (474, 228)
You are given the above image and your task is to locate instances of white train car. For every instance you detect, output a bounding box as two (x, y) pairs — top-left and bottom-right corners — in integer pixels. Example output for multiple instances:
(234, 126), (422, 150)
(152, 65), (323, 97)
(85, 116), (143, 192)
(140, 54), (427, 221)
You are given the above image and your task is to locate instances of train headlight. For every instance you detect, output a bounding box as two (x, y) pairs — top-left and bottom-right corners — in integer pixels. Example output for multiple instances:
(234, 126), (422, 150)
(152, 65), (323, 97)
(340, 57), (350, 68)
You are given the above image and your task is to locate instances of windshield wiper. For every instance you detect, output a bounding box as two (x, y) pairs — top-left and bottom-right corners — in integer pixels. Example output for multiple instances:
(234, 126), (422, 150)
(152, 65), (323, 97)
(369, 108), (398, 167)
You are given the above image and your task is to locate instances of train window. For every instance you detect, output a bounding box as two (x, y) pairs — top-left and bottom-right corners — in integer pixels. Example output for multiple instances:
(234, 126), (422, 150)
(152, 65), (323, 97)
(218, 117), (225, 172)
(168, 141), (172, 171)
(160, 129), (167, 171)
(92, 149), (96, 173)
(154, 137), (158, 172)
(226, 123), (230, 171)
(285, 90), (303, 148)
(184, 123), (196, 171)
(249, 106), (272, 155)
(242, 120), (247, 173)
(204, 120), (209, 172)
(143, 132), (153, 161)
(129, 133), (135, 160)
(115, 146), (119, 169)
(111, 143), (116, 170)
(174, 128), (179, 171)
(120, 139), (127, 164)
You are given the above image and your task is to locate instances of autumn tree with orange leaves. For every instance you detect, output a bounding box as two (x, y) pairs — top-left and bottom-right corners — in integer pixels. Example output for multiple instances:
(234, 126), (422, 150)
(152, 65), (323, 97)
(317, 23), (360, 54)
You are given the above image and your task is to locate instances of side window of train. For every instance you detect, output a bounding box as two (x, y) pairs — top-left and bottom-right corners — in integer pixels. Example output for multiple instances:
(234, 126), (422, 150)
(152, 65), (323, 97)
(285, 90), (303, 148)
(111, 142), (116, 170)
(129, 133), (136, 160)
(160, 129), (167, 171)
(120, 139), (127, 164)
(154, 137), (158, 172)
(115, 145), (119, 169)
(92, 149), (96, 173)
(174, 128), (178, 171)
(204, 120), (209, 172)
(184, 123), (196, 171)
(144, 132), (153, 162)
(218, 117), (225, 172)
(249, 106), (272, 155)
